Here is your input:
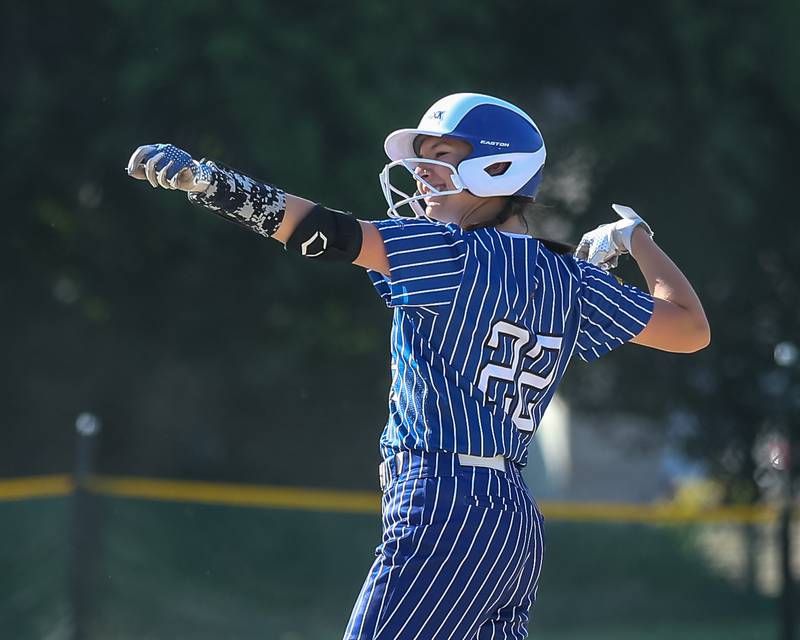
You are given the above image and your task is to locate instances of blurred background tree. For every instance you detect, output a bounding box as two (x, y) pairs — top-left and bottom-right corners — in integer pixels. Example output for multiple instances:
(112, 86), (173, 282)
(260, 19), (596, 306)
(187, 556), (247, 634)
(1, 0), (798, 500)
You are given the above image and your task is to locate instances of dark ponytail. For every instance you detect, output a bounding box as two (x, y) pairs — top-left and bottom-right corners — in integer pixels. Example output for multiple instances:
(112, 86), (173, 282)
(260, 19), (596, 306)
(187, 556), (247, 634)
(464, 196), (576, 255)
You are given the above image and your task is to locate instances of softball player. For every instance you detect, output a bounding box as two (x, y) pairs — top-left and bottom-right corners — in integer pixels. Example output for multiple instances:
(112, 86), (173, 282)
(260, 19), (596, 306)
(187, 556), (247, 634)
(127, 93), (709, 639)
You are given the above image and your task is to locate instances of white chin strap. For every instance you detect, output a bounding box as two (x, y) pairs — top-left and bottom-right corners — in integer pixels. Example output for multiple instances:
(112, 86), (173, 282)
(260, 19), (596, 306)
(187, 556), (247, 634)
(378, 158), (464, 218)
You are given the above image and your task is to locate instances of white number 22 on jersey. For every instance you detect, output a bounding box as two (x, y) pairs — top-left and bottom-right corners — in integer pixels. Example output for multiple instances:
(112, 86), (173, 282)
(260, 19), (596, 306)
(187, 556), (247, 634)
(477, 320), (563, 432)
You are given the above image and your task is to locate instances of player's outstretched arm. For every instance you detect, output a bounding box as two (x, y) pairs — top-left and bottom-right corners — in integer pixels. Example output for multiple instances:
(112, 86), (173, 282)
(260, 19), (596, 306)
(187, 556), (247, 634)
(125, 144), (390, 275)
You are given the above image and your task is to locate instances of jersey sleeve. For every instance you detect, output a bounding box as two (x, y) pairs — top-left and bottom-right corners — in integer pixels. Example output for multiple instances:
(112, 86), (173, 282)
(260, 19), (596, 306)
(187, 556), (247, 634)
(366, 218), (467, 308)
(574, 260), (654, 362)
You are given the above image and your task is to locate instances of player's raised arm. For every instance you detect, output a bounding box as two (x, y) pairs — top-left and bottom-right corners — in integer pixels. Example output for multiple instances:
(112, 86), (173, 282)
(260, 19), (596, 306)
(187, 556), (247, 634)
(575, 204), (710, 353)
(626, 227), (710, 352)
(125, 144), (390, 276)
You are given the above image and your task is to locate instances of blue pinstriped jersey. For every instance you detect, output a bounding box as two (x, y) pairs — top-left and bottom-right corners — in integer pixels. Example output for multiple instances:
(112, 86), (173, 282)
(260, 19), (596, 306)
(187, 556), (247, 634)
(368, 218), (654, 466)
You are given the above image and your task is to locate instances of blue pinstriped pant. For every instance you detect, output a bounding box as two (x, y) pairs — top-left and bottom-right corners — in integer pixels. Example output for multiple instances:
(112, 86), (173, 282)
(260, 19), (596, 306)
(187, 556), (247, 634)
(344, 451), (545, 639)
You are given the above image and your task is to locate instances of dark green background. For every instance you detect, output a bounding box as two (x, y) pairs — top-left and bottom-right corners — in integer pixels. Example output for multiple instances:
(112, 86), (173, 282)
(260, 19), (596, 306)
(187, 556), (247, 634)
(2, 1), (799, 638)
(4, 0), (798, 490)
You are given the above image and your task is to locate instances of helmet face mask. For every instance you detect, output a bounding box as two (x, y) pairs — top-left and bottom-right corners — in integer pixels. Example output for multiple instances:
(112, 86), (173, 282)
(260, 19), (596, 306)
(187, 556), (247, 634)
(380, 93), (546, 218)
(379, 158), (465, 219)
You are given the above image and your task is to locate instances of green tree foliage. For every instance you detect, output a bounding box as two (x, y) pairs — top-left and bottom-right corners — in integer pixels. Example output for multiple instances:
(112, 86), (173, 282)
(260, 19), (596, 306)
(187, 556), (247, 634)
(2, 1), (797, 495)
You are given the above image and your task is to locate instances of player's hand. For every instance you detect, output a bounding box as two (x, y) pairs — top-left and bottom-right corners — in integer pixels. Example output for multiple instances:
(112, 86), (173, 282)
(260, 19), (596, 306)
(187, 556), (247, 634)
(574, 204), (654, 270)
(125, 144), (212, 192)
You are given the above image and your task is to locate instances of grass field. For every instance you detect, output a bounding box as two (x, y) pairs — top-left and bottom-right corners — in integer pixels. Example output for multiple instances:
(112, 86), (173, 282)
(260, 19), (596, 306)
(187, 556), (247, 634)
(1, 496), (782, 639)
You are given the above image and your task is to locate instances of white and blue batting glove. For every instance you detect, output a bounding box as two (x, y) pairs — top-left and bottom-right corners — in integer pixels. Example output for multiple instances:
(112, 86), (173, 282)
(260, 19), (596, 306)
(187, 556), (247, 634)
(574, 204), (654, 270)
(125, 143), (213, 192)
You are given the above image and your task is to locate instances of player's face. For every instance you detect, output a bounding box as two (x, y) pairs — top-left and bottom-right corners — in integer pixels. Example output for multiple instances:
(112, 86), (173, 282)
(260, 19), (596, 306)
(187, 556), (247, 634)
(414, 136), (470, 193)
(413, 136), (476, 219)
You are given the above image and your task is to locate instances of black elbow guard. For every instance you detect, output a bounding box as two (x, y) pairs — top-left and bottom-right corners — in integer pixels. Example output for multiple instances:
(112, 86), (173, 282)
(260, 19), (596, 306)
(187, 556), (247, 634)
(285, 204), (363, 262)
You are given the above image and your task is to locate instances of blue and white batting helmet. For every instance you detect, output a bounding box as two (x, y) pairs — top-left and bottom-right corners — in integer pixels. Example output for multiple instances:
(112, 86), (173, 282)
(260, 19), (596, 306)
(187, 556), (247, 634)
(379, 93), (546, 217)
